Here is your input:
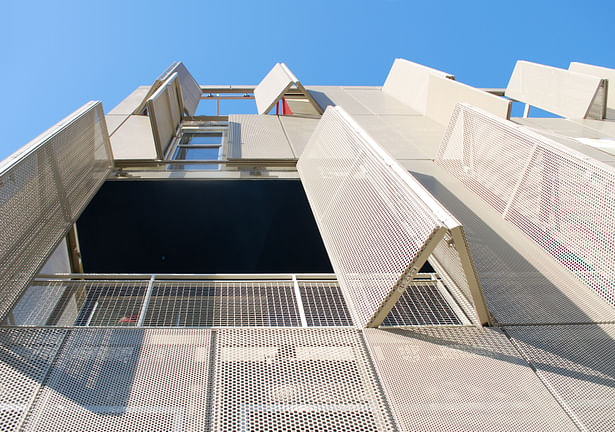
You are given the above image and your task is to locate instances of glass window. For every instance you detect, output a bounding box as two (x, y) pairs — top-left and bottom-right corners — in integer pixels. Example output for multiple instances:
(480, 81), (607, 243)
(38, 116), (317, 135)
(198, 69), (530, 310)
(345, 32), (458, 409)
(175, 147), (220, 161)
(170, 128), (226, 170)
(180, 132), (222, 145)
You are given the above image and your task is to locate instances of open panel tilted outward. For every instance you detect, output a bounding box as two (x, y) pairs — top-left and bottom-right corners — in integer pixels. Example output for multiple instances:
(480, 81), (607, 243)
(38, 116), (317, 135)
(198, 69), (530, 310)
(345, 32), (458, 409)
(437, 103), (615, 308)
(145, 72), (184, 159)
(505, 60), (607, 119)
(134, 61), (201, 117)
(0, 102), (112, 321)
(254, 62), (323, 115)
(297, 106), (491, 327)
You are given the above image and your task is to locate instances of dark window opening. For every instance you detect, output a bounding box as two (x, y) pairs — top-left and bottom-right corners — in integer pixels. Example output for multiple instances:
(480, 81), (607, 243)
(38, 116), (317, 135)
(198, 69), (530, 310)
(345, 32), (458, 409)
(76, 180), (333, 274)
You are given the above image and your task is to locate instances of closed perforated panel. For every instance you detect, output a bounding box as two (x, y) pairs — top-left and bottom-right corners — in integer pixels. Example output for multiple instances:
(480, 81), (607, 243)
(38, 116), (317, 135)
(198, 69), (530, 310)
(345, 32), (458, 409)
(0, 328), (66, 431)
(228, 115), (294, 159)
(0, 102), (111, 321)
(211, 328), (395, 431)
(298, 106), (488, 327)
(437, 103), (615, 308)
(508, 324), (615, 432)
(23, 329), (212, 432)
(363, 327), (578, 431)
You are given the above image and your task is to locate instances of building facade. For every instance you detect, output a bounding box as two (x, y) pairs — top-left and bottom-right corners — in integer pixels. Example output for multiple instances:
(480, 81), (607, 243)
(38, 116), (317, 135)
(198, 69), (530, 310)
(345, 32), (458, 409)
(1, 59), (614, 431)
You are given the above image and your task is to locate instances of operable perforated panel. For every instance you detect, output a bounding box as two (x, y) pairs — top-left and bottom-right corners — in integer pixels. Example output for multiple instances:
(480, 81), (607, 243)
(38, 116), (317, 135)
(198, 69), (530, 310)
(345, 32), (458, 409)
(507, 324), (615, 431)
(0, 328), (66, 431)
(382, 58), (454, 114)
(298, 106), (488, 327)
(159, 62), (201, 116)
(211, 328), (395, 431)
(147, 73), (183, 158)
(506, 60), (606, 119)
(23, 329), (212, 431)
(254, 63), (321, 115)
(254, 63), (296, 115)
(569, 62), (615, 111)
(363, 327), (578, 431)
(144, 281), (300, 327)
(437, 103), (615, 308)
(0, 102), (111, 322)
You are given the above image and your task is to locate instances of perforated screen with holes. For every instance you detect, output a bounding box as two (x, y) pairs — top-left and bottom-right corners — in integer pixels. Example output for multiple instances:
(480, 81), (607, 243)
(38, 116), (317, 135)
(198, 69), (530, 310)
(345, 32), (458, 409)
(364, 327), (579, 431)
(507, 324), (615, 431)
(298, 107), (447, 327)
(0, 103), (110, 321)
(22, 329), (212, 431)
(437, 103), (615, 308)
(211, 328), (395, 431)
(0, 328), (66, 431)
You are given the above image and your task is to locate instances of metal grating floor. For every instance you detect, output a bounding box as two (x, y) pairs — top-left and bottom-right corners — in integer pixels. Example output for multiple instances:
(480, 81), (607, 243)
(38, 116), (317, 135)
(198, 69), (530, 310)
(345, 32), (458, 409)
(299, 281), (354, 326)
(382, 281), (462, 326)
(10, 276), (471, 329)
(143, 281), (301, 327)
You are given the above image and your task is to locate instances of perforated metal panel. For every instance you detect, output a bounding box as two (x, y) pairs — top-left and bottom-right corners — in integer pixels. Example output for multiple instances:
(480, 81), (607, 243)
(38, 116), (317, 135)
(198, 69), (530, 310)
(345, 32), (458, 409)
(507, 324), (615, 431)
(254, 63), (295, 115)
(437, 103), (615, 308)
(298, 106), (489, 327)
(146, 73), (183, 158)
(505, 60), (606, 119)
(278, 116), (320, 158)
(0, 102), (111, 322)
(569, 62), (615, 111)
(382, 58), (454, 114)
(211, 328), (395, 431)
(159, 62), (201, 116)
(254, 63), (322, 115)
(228, 115), (294, 159)
(363, 327), (578, 431)
(424, 75), (511, 125)
(0, 328), (66, 432)
(342, 87), (420, 116)
(144, 281), (300, 327)
(22, 328), (212, 431)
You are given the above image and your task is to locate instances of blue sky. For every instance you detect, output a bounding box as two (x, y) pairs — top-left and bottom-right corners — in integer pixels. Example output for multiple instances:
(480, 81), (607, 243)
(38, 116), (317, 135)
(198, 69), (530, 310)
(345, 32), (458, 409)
(1, 0), (613, 160)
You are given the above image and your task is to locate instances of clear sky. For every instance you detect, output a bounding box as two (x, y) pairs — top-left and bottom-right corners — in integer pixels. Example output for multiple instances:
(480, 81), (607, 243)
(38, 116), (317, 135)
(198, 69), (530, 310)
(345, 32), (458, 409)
(1, 0), (613, 160)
